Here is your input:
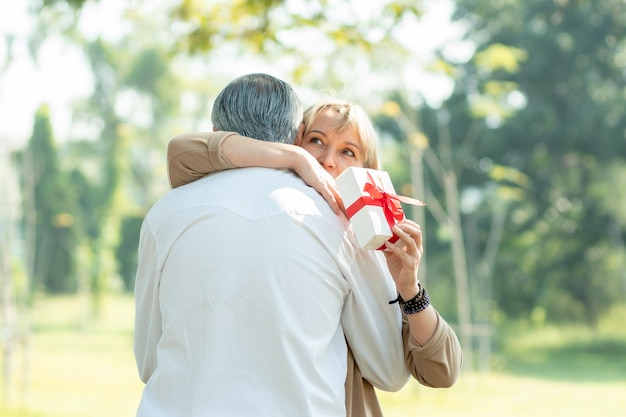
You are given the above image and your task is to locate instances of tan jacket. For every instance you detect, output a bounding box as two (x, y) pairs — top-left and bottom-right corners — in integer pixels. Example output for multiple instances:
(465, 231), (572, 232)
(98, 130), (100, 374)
(167, 132), (463, 416)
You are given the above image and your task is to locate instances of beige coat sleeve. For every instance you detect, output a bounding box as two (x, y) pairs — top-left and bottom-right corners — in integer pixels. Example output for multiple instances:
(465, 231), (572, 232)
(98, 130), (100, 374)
(403, 309), (463, 388)
(167, 131), (238, 188)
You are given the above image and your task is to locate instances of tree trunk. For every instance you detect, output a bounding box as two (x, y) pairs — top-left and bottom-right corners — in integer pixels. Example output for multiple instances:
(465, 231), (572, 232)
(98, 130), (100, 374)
(443, 171), (474, 371)
(409, 145), (427, 285)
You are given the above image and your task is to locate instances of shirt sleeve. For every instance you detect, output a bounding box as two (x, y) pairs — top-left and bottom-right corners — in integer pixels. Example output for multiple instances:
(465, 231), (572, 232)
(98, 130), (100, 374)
(167, 131), (238, 188)
(402, 310), (463, 388)
(340, 249), (411, 392)
(133, 218), (162, 383)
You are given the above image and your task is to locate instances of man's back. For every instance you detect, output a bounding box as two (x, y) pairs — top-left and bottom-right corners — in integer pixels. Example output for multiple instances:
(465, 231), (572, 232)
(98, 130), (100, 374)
(135, 167), (357, 417)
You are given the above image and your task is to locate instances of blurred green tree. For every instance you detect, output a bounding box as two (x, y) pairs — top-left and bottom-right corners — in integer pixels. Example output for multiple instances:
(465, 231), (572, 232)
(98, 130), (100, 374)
(20, 105), (79, 295)
(61, 37), (182, 313)
(367, 1), (625, 369)
(377, 0), (626, 326)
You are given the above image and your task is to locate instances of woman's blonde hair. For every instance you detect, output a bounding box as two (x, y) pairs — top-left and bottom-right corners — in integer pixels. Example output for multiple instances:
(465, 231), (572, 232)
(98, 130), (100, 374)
(302, 99), (380, 169)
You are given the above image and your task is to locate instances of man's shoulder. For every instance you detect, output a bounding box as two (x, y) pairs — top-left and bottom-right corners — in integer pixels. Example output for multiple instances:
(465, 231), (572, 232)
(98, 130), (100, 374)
(169, 167), (337, 218)
(209, 166), (304, 184)
(202, 167), (318, 197)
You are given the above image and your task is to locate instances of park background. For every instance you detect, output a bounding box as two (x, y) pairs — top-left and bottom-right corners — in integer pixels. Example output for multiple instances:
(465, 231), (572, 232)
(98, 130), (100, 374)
(1, 0), (625, 416)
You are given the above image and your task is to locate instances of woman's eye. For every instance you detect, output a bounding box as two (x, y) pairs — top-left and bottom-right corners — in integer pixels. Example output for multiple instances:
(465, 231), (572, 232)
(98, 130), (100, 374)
(309, 137), (323, 145)
(342, 149), (356, 157)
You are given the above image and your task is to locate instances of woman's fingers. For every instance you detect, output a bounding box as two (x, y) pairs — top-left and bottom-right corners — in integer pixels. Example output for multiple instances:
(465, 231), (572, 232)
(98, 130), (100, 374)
(315, 168), (342, 215)
(393, 221), (422, 253)
(320, 182), (343, 215)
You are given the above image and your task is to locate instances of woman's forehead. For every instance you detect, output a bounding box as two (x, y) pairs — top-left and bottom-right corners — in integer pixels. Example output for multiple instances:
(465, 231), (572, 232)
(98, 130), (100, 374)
(313, 125), (361, 148)
(310, 109), (357, 136)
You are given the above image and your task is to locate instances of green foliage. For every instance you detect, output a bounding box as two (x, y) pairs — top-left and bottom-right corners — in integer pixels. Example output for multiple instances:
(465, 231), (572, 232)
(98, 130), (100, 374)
(589, 162), (626, 226)
(122, 47), (181, 122)
(169, 0), (424, 57)
(21, 105), (79, 294)
(115, 215), (143, 292)
(450, 0), (626, 324)
(41, 0), (89, 8)
(60, 34), (180, 311)
(372, 0), (626, 327)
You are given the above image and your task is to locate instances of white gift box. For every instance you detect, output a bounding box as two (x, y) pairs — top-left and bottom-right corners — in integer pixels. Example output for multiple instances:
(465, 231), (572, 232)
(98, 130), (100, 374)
(336, 167), (405, 250)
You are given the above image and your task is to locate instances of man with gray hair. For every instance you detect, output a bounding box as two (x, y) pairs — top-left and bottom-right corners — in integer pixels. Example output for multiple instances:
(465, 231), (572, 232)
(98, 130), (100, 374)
(133, 73), (408, 417)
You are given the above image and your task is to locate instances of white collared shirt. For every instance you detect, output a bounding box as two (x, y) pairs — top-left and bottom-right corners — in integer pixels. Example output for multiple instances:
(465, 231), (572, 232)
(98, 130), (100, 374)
(134, 167), (408, 417)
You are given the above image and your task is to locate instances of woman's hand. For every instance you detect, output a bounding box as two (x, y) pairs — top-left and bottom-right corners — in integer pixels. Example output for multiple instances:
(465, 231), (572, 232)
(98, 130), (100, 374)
(383, 220), (423, 300)
(290, 147), (344, 215)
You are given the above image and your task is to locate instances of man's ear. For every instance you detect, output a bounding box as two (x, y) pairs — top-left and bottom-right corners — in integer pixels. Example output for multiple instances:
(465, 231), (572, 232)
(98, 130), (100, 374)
(295, 123), (304, 145)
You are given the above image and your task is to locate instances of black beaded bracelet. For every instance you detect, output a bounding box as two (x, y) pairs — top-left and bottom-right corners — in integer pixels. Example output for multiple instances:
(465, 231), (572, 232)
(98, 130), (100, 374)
(389, 285), (431, 315)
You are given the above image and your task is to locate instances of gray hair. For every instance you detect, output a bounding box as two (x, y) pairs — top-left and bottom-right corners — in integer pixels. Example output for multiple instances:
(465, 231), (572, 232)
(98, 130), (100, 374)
(211, 73), (302, 144)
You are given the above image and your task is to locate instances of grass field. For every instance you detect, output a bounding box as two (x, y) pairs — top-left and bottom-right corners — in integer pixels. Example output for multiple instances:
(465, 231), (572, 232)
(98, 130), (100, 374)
(1, 294), (625, 417)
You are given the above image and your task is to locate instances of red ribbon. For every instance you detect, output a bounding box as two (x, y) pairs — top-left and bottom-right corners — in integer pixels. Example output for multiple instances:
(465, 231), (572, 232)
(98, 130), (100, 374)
(345, 172), (425, 250)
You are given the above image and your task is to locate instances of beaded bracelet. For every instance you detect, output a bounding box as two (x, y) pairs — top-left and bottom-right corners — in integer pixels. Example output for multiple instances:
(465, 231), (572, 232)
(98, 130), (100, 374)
(388, 284), (431, 315)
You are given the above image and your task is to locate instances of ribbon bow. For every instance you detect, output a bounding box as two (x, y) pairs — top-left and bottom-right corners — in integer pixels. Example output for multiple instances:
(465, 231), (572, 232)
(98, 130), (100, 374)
(345, 172), (425, 250)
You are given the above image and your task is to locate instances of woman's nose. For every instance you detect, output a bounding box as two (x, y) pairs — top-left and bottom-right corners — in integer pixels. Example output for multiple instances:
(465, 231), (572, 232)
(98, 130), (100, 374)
(317, 151), (336, 169)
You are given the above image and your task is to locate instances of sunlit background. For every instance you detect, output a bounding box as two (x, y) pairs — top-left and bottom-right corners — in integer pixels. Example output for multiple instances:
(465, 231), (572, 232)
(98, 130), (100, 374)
(1, 1), (625, 416)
